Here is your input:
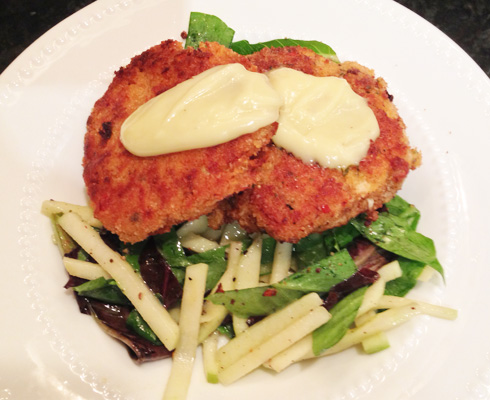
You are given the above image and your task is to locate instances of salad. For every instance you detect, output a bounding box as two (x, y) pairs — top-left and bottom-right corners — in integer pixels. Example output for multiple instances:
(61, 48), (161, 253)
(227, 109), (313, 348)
(42, 12), (456, 400)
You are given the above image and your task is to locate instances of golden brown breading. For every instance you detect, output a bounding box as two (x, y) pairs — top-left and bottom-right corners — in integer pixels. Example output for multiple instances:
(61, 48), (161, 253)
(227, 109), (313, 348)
(83, 40), (276, 243)
(84, 41), (419, 244)
(210, 46), (421, 242)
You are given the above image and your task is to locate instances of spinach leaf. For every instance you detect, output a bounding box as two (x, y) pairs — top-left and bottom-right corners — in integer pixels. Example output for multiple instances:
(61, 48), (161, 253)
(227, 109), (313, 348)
(170, 267), (185, 287)
(385, 196), (421, 230)
(312, 287), (367, 355)
(184, 12), (339, 65)
(185, 12), (235, 48)
(217, 321), (235, 339)
(207, 250), (357, 317)
(260, 235), (277, 276)
(384, 258), (426, 297)
(323, 224), (360, 254)
(187, 247), (227, 291)
(154, 229), (190, 267)
(274, 249), (357, 293)
(154, 228), (228, 291)
(293, 233), (328, 268)
(231, 39), (339, 63)
(121, 240), (148, 272)
(73, 277), (131, 306)
(126, 309), (162, 345)
(351, 213), (444, 278)
(207, 286), (303, 318)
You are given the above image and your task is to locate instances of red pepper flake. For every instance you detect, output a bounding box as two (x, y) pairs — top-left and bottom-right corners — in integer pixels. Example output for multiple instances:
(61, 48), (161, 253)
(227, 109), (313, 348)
(262, 288), (277, 297)
(230, 299), (235, 305)
(319, 204), (330, 213)
(181, 31), (188, 39)
(315, 268), (321, 273)
(215, 283), (224, 293)
(138, 292), (143, 300)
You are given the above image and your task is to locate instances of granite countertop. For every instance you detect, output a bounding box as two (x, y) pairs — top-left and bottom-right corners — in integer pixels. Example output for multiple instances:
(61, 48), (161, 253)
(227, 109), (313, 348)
(1, 0), (489, 76)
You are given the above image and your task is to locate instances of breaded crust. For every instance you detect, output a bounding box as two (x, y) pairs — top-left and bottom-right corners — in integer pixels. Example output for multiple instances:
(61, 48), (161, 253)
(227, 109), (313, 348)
(83, 40), (276, 243)
(210, 46), (421, 242)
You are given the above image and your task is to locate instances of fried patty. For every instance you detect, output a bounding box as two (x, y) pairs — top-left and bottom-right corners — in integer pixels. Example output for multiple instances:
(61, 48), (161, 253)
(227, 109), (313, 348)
(85, 41), (420, 244)
(208, 46), (421, 242)
(83, 40), (276, 243)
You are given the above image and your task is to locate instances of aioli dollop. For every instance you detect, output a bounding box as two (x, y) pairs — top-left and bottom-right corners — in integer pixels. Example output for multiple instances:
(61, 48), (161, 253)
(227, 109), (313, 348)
(267, 68), (380, 168)
(120, 63), (282, 157)
(120, 64), (380, 169)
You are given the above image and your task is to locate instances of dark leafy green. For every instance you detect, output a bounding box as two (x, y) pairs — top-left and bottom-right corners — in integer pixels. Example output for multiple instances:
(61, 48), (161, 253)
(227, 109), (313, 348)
(208, 250), (358, 317)
(274, 249), (357, 293)
(231, 39), (339, 63)
(260, 235), (277, 269)
(258, 235), (277, 276)
(73, 277), (131, 306)
(293, 233), (329, 268)
(184, 12), (339, 65)
(323, 224), (361, 254)
(217, 321), (235, 339)
(121, 240), (148, 272)
(139, 239), (183, 309)
(312, 287), (367, 355)
(384, 257), (426, 297)
(185, 12), (235, 48)
(385, 195), (421, 230)
(85, 300), (172, 363)
(153, 230), (227, 292)
(323, 268), (378, 310)
(293, 224), (360, 269)
(153, 228), (228, 291)
(351, 213), (444, 278)
(187, 247), (227, 291)
(126, 309), (162, 345)
(207, 286), (303, 318)
(154, 229), (190, 267)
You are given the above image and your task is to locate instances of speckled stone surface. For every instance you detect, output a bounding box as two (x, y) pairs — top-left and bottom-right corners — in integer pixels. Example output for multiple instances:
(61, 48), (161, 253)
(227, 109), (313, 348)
(396, 0), (490, 77)
(1, 0), (489, 76)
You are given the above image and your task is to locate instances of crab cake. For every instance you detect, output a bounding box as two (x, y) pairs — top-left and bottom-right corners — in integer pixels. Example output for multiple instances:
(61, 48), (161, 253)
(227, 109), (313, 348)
(211, 46), (421, 242)
(83, 40), (276, 243)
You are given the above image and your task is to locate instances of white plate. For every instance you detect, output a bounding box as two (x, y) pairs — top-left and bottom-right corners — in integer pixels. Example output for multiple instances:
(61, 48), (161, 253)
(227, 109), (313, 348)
(1, 0), (489, 399)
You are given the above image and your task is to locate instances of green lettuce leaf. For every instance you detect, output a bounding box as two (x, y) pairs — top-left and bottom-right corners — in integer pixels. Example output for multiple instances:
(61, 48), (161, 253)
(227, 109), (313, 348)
(154, 229), (190, 267)
(73, 277), (131, 306)
(293, 233), (329, 269)
(260, 235), (277, 276)
(207, 250), (357, 317)
(231, 39), (339, 63)
(274, 249), (357, 293)
(207, 286), (303, 318)
(126, 309), (162, 345)
(184, 12), (339, 64)
(323, 223), (360, 254)
(385, 195), (421, 230)
(187, 247), (227, 291)
(312, 287), (367, 355)
(154, 228), (227, 290)
(384, 257), (426, 297)
(185, 12), (235, 48)
(350, 212), (444, 278)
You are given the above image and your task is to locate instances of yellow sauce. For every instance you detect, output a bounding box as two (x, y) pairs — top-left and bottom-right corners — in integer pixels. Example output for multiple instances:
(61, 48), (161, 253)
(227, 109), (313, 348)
(120, 63), (282, 157)
(267, 68), (380, 168)
(120, 64), (380, 169)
